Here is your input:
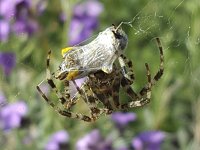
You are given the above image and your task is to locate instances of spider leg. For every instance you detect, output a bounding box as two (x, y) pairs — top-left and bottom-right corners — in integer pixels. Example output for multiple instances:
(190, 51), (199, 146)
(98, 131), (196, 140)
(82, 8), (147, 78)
(94, 92), (114, 111)
(121, 63), (152, 109)
(37, 50), (77, 110)
(36, 86), (96, 122)
(121, 76), (139, 100)
(82, 83), (112, 118)
(72, 79), (99, 113)
(152, 37), (164, 85)
(63, 79), (87, 109)
(118, 54), (135, 84)
(139, 37), (164, 97)
(72, 80), (112, 119)
(46, 50), (70, 105)
(121, 37), (164, 109)
(61, 80), (79, 109)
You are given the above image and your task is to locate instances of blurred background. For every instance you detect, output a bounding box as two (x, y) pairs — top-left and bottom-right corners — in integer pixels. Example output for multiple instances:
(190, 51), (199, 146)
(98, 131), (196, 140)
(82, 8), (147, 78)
(0, 0), (200, 149)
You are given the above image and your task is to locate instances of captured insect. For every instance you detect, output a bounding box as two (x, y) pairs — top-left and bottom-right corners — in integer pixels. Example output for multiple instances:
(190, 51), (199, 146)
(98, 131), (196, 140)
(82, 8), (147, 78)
(37, 35), (164, 122)
(53, 23), (132, 81)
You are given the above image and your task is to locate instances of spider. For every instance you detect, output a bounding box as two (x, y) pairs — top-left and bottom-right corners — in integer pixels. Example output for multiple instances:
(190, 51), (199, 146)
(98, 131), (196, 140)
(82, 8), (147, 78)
(36, 51), (135, 122)
(36, 38), (164, 122)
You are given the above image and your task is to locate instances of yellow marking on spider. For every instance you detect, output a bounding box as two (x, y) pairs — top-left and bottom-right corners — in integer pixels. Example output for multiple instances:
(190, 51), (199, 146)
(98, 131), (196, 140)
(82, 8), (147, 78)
(66, 70), (79, 80)
(61, 47), (73, 57)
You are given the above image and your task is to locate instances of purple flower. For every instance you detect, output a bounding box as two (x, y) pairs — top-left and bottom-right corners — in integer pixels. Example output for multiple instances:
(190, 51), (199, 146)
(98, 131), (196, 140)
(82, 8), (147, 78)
(1, 0), (32, 20)
(68, 0), (103, 45)
(0, 0), (30, 21)
(45, 130), (69, 150)
(0, 0), (38, 41)
(111, 112), (137, 131)
(74, 0), (103, 18)
(0, 101), (28, 131)
(0, 0), (21, 20)
(13, 19), (38, 36)
(0, 20), (10, 42)
(76, 129), (113, 150)
(12, 0), (38, 36)
(132, 131), (166, 150)
(0, 52), (16, 76)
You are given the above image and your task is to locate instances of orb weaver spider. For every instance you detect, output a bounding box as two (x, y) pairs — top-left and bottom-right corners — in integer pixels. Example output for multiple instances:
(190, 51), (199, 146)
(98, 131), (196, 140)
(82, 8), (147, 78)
(36, 37), (163, 122)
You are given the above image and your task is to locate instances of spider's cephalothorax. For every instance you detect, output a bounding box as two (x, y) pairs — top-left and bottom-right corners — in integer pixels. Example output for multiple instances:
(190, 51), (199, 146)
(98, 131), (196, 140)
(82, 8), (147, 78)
(37, 37), (164, 122)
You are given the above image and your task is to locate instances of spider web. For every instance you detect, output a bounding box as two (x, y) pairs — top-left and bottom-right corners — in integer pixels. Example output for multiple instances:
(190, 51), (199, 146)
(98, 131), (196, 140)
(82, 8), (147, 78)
(123, 0), (199, 90)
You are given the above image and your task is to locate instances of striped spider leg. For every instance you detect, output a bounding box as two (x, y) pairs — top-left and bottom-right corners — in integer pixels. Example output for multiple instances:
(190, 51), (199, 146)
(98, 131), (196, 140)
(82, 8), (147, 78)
(36, 51), (105, 122)
(120, 37), (164, 109)
(69, 79), (113, 120)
